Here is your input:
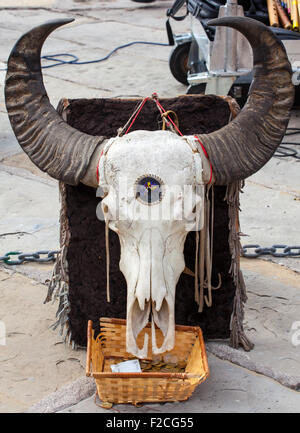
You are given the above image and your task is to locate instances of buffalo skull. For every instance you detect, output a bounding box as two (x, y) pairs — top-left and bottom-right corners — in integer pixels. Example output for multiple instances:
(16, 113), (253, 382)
(5, 17), (294, 357)
(98, 130), (207, 357)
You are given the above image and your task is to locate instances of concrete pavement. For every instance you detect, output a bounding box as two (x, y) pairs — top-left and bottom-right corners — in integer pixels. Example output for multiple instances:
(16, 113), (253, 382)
(0, 0), (299, 413)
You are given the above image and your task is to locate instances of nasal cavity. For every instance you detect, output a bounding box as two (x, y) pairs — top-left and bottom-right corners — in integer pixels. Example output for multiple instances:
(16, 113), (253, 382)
(135, 228), (166, 311)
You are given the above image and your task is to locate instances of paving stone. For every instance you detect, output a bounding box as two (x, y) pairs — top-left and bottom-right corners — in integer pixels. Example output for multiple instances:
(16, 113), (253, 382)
(56, 354), (300, 413)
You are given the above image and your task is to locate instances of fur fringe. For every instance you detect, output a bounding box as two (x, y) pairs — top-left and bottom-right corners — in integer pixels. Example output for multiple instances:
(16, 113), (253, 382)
(44, 182), (75, 348)
(226, 181), (254, 351)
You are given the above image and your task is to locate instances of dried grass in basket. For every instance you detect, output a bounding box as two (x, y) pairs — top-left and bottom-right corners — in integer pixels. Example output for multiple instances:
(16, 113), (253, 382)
(86, 318), (209, 405)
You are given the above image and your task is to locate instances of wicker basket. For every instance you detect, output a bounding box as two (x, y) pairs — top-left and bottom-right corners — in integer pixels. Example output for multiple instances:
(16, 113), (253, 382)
(86, 317), (209, 405)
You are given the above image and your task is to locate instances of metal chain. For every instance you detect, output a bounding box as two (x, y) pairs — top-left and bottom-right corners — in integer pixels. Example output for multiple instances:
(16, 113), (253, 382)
(0, 250), (60, 265)
(1, 245), (299, 264)
(242, 244), (300, 258)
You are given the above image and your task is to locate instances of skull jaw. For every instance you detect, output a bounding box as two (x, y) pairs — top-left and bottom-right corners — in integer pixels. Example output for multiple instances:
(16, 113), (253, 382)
(126, 295), (175, 358)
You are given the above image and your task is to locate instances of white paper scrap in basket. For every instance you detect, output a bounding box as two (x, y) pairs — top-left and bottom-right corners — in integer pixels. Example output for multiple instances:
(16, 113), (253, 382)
(110, 359), (142, 373)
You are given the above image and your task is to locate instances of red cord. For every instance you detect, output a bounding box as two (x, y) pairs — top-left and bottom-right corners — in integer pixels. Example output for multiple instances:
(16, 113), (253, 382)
(125, 97), (150, 135)
(153, 98), (183, 137)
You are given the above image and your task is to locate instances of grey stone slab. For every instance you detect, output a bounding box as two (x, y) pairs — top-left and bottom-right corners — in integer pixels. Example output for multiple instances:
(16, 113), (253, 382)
(241, 266), (300, 382)
(41, 47), (185, 99)
(0, 66), (21, 160)
(207, 343), (300, 391)
(0, 0), (55, 7)
(0, 23), (81, 64)
(0, 170), (59, 254)
(0, 113), (21, 160)
(245, 152), (300, 197)
(239, 112), (300, 271)
(0, 11), (185, 101)
(53, 20), (167, 51)
(55, 0), (173, 13)
(42, 71), (112, 107)
(81, 2), (191, 35)
(0, 27), (22, 62)
(0, 9), (66, 33)
(0, 262), (54, 286)
(27, 376), (96, 414)
(239, 175), (300, 247)
(259, 256), (300, 275)
(52, 354), (300, 413)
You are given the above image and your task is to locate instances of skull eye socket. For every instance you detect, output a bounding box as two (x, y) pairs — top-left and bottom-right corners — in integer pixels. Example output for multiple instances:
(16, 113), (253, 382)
(135, 175), (164, 205)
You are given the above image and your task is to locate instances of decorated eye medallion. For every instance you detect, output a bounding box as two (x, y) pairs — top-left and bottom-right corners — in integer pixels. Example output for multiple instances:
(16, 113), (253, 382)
(135, 175), (164, 205)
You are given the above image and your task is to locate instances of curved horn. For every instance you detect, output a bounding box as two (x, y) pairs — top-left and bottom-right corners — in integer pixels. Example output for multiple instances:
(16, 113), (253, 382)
(5, 19), (105, 186)
(198, 17), (294, 185)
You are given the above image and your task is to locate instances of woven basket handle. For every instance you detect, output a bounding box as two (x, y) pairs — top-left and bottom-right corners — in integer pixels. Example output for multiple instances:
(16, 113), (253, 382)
(86, 320), (93, 377)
